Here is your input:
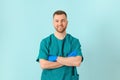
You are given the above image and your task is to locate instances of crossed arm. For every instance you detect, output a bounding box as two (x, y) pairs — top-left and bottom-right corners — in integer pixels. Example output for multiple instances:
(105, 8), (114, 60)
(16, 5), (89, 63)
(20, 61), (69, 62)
(39, 56), (82, 69)
(39, 59), (63, 69)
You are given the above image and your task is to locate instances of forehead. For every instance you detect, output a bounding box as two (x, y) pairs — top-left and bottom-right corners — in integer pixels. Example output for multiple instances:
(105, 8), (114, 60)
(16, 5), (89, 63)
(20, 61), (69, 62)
(53, 14), (67, 20)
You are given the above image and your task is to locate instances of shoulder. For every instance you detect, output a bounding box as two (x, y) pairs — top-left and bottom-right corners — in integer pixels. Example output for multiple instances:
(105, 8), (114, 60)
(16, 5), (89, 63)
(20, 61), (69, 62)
(66, 33), (81, 46)
(40, 34), (53, 45)
(67, 33), (79, 42)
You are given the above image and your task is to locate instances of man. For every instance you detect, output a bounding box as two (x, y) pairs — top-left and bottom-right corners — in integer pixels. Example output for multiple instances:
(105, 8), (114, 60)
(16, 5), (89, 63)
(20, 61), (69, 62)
(36, 10), (83, 80)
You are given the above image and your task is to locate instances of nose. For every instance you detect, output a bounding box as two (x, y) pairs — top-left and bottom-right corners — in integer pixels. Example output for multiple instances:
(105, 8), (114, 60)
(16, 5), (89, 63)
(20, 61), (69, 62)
(58, 21), (62, 26)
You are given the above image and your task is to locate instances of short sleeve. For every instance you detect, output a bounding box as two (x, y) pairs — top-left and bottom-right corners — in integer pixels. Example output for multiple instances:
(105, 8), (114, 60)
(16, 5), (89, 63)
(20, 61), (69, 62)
(72, 39), (84, 62)
(36, 40), (49, 62)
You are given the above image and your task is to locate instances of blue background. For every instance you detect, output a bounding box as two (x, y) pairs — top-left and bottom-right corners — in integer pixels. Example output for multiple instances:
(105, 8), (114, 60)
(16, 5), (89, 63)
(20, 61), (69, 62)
(1, 0), (120, 80)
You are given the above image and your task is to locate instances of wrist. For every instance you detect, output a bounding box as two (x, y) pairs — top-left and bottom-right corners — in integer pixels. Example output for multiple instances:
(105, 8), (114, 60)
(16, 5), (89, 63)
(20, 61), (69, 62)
(57, 57), (64, 63)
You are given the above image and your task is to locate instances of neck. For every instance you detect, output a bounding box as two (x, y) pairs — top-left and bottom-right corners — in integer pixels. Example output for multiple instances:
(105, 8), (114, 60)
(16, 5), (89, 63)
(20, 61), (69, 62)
(54, 31), (66, 40)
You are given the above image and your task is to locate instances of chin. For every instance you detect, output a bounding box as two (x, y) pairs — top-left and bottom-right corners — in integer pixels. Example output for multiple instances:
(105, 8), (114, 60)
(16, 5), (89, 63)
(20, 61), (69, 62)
(57, 31), (66, 33)
(56, 28), (66, 33)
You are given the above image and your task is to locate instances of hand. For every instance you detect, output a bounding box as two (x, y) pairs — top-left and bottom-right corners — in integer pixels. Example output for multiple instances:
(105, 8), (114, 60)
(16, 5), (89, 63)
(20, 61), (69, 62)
(68, 50), (77, 57)
(48, 56), (57, 62)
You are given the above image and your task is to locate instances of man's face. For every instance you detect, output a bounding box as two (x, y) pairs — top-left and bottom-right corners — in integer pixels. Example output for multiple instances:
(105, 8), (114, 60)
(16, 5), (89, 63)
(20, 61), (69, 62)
(53, 14), (68, 33)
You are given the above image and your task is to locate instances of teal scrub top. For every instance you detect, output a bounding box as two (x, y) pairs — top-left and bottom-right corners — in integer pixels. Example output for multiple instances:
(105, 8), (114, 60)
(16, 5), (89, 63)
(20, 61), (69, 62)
(36, 33), (83, 80)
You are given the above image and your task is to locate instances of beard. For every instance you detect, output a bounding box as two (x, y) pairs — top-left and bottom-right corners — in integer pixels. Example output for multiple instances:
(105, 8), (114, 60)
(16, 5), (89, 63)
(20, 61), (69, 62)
(55, 26), (67, 33)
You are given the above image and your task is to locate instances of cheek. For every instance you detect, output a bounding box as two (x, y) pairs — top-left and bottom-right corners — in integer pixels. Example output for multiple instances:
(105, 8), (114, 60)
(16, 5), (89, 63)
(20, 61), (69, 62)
(63, 22), (67, 26)
(53, 22), (57, 26)
(54, 23), (58, 28)
(55, 23), (58, 26)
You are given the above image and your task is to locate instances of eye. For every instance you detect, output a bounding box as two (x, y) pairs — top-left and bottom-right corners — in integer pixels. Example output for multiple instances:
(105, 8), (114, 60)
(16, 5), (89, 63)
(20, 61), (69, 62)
(55, 20), (59, 22)
(61, 19), (65, 22)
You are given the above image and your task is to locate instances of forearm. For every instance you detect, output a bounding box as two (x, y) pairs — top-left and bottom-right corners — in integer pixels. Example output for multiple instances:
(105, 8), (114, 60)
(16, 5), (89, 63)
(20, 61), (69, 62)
(57, 56), (82, 67)
(40, 59), (63, 69)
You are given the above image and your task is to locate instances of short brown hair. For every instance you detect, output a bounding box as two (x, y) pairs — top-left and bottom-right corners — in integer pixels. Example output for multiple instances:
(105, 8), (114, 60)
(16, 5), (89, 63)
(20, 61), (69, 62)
(53, 10), (67, 18)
